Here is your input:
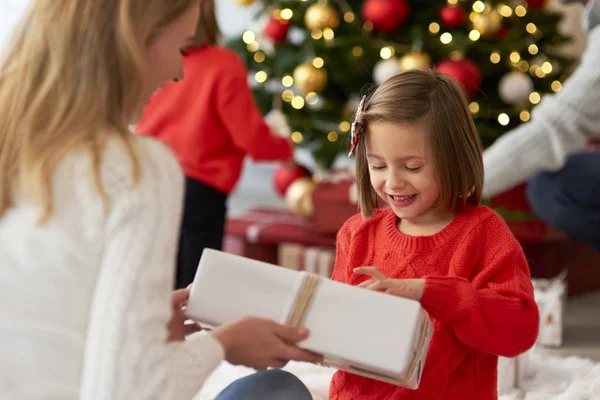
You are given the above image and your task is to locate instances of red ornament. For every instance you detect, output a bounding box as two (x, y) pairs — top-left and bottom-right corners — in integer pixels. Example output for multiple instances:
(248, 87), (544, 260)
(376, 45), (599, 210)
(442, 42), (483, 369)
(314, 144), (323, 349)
(273, 164), (312, 196)
(362, 0), (410, 33)
(437, 58), (482, 98)
(497, 26), (509, 40)
(525, 0), (546, 9)
(264, 18), (290, 43)
(440, 6), (466, 29)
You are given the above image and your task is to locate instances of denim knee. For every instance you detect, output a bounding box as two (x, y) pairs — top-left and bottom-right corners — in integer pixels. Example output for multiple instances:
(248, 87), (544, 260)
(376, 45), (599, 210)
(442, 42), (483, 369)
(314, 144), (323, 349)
(214, 369), (312, 400)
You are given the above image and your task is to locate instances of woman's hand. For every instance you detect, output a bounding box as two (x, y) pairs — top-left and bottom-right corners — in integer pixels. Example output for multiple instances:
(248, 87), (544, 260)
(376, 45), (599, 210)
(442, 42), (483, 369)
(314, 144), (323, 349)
(211, 317), (323, 371)
(354, 266), (425, 301)
(167, 287), (202, 342)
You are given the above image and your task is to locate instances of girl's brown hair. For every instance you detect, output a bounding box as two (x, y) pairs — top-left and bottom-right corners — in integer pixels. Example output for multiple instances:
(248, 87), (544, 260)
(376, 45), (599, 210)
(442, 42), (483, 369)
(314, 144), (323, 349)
(0, 0), (198, 222)
(185, 0), (221, 49)
(355, 69), (483, 217)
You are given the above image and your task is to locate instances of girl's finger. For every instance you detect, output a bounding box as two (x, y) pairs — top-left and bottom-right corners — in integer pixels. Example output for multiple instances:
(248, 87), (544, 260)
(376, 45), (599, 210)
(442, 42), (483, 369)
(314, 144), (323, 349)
(354, 266), (387, 280)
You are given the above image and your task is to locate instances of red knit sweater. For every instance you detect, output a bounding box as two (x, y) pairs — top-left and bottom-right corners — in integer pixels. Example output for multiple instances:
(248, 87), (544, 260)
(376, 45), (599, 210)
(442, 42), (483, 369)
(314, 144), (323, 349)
(136, 46), (293, 195)
(330, 206), (539, 400)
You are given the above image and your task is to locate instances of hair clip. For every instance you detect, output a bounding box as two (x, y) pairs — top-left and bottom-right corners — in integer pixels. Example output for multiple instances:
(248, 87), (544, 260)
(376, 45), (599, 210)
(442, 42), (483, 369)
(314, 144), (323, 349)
(348, 95), (366, 157)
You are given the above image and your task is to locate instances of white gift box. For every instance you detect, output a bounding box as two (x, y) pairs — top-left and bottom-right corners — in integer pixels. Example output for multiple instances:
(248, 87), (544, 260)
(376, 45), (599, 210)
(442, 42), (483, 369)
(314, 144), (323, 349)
(497, 350), (535, 394)
(533, 272), (567, 347)
(186, 249), (433, 389)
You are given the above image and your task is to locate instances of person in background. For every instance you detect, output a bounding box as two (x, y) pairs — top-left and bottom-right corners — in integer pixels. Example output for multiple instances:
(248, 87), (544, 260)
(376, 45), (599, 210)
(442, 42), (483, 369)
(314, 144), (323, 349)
(136, 0), (293, 289)
(0, 1), (316, 399)
(483, 0), (600, 253)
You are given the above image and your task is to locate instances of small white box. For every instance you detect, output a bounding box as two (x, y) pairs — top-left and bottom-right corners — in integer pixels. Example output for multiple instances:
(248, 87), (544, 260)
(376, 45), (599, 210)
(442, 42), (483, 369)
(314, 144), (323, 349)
(533, 273), (566, 347)
(186, 249), (433, 389)
(497, 350), (535, 394)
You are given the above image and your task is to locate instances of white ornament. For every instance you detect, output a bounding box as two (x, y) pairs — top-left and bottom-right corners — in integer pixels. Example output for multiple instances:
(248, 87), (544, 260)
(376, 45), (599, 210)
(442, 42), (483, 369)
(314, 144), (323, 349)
(499, 71), (534, 105)
(373, 58), (400, 85)
(265, 108), (291, 138)
(288, 27), (307, 45)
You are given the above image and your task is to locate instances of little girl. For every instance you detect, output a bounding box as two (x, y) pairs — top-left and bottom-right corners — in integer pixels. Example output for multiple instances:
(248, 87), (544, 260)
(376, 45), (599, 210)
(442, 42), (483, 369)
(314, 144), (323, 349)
(330, 69), (539, 399)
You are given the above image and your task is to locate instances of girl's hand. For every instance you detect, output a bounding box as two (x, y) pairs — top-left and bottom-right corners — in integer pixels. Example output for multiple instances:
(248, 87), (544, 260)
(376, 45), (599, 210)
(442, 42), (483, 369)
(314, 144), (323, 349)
(354, 267), (425, 301)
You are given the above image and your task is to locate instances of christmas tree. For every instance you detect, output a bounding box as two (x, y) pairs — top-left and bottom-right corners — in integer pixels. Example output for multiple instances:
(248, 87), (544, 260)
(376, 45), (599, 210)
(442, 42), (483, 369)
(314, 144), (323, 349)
(227, 0), (574, 169)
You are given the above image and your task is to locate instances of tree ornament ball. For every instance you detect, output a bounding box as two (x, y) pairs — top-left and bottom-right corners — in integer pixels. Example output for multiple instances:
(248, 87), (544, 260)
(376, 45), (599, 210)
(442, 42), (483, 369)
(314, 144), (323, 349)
(234, 0), (256, 7)
(498, 71), (535, 105)
(470, 9), (502, 37)
(362, 0), (410, 33)
(399, 51), (432, 71)
(285, 177), (317, 218)
(293, 63), (328, 94)
(273, 164), (312, 197)
(526, 0), (546, 9)
(373, 58), (400, 85)
(437, 58), (482, 98)
(264, 17), (290, 43)
(440, 6), (466, 29)
(304, 3), (340, 31)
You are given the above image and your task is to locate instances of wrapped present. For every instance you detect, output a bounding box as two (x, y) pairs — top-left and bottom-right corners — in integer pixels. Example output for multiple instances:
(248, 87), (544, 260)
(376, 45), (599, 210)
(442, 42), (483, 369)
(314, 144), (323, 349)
(277, 243), (335, 278)
(226, 208), (336, 248)
(533, 272), (567, 347)
(488, 184), (563, 243)
(187, 249), (434, 389)
(312, 169), (360, 234)
(497, 350), (534, 394)
(223, 234), (278, 264)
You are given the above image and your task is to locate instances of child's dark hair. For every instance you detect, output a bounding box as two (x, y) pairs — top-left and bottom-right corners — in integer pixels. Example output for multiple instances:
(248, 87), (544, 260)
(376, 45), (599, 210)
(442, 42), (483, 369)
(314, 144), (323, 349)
(355, 69), (483, 217)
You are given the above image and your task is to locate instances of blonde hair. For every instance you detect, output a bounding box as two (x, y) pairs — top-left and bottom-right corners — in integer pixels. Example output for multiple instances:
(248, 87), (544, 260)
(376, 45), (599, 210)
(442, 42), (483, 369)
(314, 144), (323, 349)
(185, 0), (221, 50)
(0, 0), (198, 222)
(355, 69), (483, 218)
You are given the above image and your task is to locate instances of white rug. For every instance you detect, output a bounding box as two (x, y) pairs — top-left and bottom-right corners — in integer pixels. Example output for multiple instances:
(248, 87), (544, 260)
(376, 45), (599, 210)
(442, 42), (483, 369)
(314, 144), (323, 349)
(196, 349), (600, 400)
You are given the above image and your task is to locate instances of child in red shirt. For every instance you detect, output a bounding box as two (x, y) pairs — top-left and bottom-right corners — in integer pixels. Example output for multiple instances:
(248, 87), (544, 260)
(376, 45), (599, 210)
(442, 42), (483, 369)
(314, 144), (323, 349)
(136, 0), (292, 288)
(330, 69), (539, 399)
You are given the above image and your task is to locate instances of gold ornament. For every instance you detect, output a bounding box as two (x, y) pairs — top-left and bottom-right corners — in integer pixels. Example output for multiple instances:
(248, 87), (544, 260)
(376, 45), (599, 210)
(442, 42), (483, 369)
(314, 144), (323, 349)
(235, 0), (257, 7)
(398, 51), (432, 71)
(293, 63), (328, 94)
(304, 3), (340, 31)
(285, 177), (316, 218)
(470, 9), (502, 38)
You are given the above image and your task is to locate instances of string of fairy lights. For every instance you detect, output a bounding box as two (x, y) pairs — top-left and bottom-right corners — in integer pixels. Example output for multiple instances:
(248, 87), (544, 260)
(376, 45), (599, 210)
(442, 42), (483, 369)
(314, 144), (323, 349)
(239, 0), (567, 144)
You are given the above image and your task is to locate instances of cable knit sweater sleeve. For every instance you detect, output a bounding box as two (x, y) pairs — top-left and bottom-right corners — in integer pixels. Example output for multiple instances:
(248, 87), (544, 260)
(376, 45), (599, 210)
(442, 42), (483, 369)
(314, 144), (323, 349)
(79, 138), (224, 400)
(483, 20), (600, 197)
(420, 212), (539, 358)
(216, 53), (292, 162)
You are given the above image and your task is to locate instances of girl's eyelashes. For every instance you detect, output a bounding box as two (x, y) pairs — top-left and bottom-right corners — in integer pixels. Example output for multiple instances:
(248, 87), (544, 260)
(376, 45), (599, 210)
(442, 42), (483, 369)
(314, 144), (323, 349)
(369, 165), (422, 172)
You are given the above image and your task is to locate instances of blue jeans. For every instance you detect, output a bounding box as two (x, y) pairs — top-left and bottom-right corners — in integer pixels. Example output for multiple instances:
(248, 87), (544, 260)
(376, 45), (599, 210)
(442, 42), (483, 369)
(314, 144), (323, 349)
(214, 369), (313, 400)
(527, 152), (600, 253)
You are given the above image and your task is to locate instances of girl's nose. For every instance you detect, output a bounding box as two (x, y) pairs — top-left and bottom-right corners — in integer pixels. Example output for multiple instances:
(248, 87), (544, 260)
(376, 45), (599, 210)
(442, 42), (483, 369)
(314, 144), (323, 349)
(385, 171), (406, 191)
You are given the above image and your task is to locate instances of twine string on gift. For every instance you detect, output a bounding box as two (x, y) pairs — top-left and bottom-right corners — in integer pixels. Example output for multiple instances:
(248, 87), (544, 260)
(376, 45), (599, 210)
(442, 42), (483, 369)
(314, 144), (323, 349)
(286, 273), (322, 328)
(514, 356), (520, 388)
(286, 272), (434, 388)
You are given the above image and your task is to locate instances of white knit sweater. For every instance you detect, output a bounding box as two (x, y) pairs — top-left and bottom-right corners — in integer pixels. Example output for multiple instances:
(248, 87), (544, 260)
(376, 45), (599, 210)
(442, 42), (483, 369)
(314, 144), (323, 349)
(483, 0), (600, 198)
(0, 136), (224, 399)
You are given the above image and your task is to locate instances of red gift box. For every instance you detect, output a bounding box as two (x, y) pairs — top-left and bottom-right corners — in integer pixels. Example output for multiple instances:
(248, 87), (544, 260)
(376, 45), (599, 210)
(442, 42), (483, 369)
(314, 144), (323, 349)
(224, 208), (337, 265)
(312, 179), (360, 235)
(488, 183), (563, 243)
(226, 208), (337, 247)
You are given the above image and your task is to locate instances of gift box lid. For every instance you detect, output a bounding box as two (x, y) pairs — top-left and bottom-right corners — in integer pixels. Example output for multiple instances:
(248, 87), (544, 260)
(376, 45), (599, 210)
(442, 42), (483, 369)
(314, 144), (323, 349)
(226, 208), (336, 247)
(187, 249), (432, 385)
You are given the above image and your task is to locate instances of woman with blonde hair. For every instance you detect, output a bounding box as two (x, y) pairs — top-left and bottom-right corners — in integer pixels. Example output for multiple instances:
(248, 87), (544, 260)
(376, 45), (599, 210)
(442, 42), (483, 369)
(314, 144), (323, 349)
(0, 1), (316, 399)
